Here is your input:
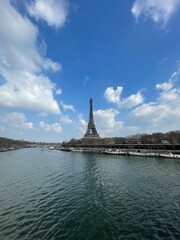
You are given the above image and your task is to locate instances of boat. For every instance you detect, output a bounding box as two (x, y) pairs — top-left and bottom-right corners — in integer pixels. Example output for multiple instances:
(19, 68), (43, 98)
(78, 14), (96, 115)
(49, 146), (54, 150)
(105, 149), (126, 155)
(159, 153), (180, 159)
(128, 151), (147, 157)
(146, 152), (159, 157)
(70, 148), (83, 152)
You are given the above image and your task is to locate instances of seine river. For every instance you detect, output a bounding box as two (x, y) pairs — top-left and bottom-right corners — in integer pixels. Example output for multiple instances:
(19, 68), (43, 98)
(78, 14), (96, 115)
(0, 148), (180, 240)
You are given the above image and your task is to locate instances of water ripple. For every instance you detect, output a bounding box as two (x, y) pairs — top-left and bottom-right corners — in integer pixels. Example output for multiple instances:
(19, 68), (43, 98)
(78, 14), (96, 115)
(0, 149), (180, 239)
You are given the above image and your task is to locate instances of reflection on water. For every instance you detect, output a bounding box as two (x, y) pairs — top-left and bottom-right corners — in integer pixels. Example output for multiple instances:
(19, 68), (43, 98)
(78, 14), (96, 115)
(0, 148), (180, 240)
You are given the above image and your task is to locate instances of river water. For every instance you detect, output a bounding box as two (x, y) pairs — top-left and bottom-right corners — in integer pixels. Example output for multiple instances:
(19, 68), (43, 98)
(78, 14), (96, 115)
(0, 148), (180, 240)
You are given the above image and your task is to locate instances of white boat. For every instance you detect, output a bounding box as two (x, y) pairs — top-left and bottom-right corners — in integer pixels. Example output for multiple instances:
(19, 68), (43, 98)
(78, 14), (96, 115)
(71, 148), (83, 152)
(159, 153), (180, 159)
(49, 146), (54, 150)
(128, 152), (147, 157)
(105, 149), (126, 155)
(146, 152), (159, 157)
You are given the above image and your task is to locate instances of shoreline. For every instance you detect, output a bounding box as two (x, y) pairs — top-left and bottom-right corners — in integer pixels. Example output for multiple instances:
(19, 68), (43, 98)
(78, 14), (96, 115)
(1, 146), (180, 159)
(60, 147), (180, 159)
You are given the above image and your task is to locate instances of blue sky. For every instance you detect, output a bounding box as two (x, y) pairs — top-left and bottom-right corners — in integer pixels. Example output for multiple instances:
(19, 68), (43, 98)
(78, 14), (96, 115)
(0, 0), (180, 142)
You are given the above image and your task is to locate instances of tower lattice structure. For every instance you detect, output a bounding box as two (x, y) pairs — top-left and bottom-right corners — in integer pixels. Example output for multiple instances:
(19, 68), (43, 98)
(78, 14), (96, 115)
(84, 98), (100, 138)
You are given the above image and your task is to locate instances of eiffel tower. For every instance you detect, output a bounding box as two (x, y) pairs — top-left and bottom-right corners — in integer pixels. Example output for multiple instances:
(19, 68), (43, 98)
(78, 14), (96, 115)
(84, 98), (100, 138)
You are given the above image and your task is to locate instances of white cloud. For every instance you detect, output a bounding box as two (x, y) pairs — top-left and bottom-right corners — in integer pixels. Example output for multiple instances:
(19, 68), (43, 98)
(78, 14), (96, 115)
(120, 91), (144, 108)
(60, 101), (75, 112)
(156, 67), (180, 92)
(94, 109), (123, 136)
(158, 88), (179, 103)
(94, 109), (139, 137)
(77, 114), (87, 134)
(156, 69), (180, 104)
(0, 126), (5, 132)
(131, 101), (180, 132)
(56, 88), (62, 95)
(3, 112), (33, 129)
(0, 0), (61, 114)
(104, 86), (144, 108)
(0, 0), (61, 73)
(131, 68), (180, 132)
(131, 0), (180, 25)
(104, 86), (123, 103)
(39, 121), (62, 133)
(37, 112), (47, 117)
(83, 75), (90, 86)
(156, 81), (173, 92)
(52, 123), (62, 133)
(60, 115), (73, 124)
(27, 0), (69, 29)
(0, 71), (60, 114)
(43, 58), (62, 72)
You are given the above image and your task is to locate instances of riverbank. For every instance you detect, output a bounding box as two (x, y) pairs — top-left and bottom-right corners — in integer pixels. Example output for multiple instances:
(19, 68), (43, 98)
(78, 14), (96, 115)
(60, 147), (180, 159)
(1, 145), (180, 159)
(0, 146), (25, 152)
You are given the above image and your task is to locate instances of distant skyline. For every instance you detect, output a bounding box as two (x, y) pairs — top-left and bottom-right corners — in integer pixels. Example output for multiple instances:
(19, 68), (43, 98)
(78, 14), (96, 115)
(0, 0), (180, 142)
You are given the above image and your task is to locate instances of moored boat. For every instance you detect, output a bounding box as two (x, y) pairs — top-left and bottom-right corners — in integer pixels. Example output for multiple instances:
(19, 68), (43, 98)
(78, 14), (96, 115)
(49, 146), (54, 150)
(159, 153), (180, 159)
(105, 149), (126, 155)
(128, 151), (147, 157)
(146, 152), (159, 157)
